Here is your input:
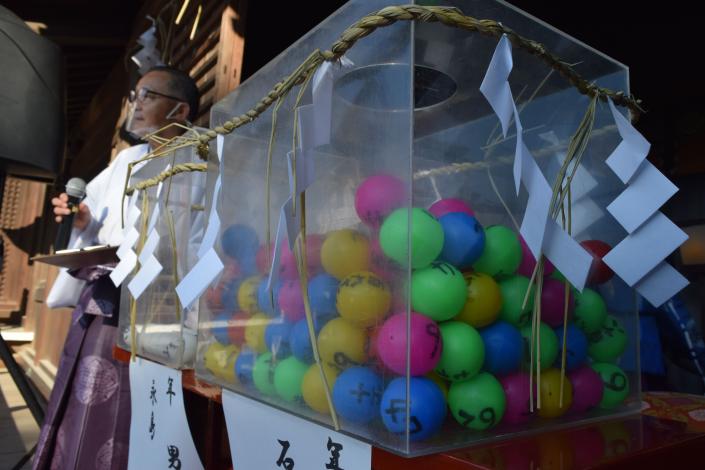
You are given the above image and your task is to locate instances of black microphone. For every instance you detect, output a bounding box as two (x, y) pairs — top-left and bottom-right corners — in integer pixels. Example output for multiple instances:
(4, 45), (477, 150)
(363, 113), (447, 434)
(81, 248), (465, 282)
(54, 177), (86, 251)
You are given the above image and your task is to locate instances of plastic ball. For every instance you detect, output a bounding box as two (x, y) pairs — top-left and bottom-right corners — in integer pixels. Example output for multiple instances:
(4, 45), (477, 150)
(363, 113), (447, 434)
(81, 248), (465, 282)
(498, 275), (535, 328)
(438, 213), (485, 269)
(355, 174), (408, 228)
(274, 356), (309, 402)
(568, 365), (604, 413)
(517, 235), (554, 278)
(226, 312), (251, 346)
(244, 312), (271, 353)
(278, 280), (305, 322)
(537, 368), (573, 418)
(220, 279), (242, 312)
(540, 278), (574, 327)
(499, 372), (533, 424)
(211, 311), (235, 344)
(448, 372), (506, 430)
(257, 279), (280, 317)
(581, 240), (614, 285)
(428, 198), (474, 219)
(318, 318), (367, 372)
(308, 273), (339, 317)
(301, 234), (324, 275)
(290, 314), (333, 363)
(379, 208), (444, 269)
(588, 315), (627, 362)
(521, 322), (559, 370)
(302, 364), (339, 414)
(337, 271), (391, 327)
(222, 259), (243, 283)
(237, 275), (261, 314)
(472, 225), (522, 277)
(554, 323), (588, 371)
(411, 262), (468, 322)
(332, 367), (383, 424)
(235, 347), (257, 385)
(591, 362), (629, 409)
(427, 371), (449, 400)
(480, 321), (523, 375)
(320, 230), (370, 279)
(455, 272), (502, 328)
(376, 312), (442, 376)
(221, 224), (259, 261)
(369, 236), (401, 282)
(204, 342), (239, 383)
(435, 321), (484, 382)
(264, 321), (293, 358)
(381, 377), (447, 441)
(252, 352), (277, 395)
(573, 288), (608, 334)
(205, 284), (224, 312)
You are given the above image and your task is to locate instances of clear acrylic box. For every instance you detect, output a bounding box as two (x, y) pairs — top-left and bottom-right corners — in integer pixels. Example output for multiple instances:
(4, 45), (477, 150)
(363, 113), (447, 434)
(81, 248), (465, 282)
(196, 0), (640, 456)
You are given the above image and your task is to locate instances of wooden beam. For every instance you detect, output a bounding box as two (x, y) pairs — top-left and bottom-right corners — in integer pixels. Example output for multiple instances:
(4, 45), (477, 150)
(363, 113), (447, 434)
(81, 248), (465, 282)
(214, 1), (247, 101)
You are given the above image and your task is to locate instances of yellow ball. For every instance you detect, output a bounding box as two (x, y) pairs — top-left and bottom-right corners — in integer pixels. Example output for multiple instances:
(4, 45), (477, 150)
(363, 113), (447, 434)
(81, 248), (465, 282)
(244, 312), (271, 353)
(455, 272), (502, 327)
(427, 370), (449, 400)
(238, 275), (261, 313)
(538, 368), (573, 418)
(321, 230), (370, 280)
(204, 342), (239, 383)
(301, 363), (339, 414)
(317, 317), (367, 372)
(337, 271), (391, 327)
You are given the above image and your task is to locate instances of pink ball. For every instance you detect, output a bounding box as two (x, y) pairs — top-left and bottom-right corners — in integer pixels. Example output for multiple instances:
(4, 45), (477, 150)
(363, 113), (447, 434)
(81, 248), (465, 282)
(256, 235), (323, 279)
(517, 236), (555, 278)
(568, 366), (604, 414)
(277, 280), (305, 322)
(500, 372), (533, 425)
(355, 174), (408, 228)
(540, 278), (574, 327)
(428, 198), (474, 219)
(376, 312), (442, 376)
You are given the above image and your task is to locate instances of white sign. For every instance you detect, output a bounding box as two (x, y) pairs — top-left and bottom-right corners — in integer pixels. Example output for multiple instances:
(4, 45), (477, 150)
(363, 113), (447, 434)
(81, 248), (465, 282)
(222, 390), (371, 470)
(128, 358), (203, 470)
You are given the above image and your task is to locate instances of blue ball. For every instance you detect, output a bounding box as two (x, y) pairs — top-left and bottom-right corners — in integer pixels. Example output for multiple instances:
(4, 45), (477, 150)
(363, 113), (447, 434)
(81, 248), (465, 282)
(332, 367), (383, 424)
(264, 321), (294, 358)
(257, 280), (281, 317)
(290, 315), (334, 363)
(221, 224), (259, 262)
(380, 377), (446, 441)
(439, 213), (485, 269)
(308, 273), (340, 317)
(235, 347), (257, 385)
(554, 323), (588, 371)
(221, 279), (242, 312)
(479, 321), (523, 375)
(211, 311), (234, 344)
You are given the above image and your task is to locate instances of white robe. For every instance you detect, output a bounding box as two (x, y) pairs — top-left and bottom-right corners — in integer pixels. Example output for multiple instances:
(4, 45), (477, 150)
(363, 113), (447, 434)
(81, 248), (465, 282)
(46, 144), (150, 307)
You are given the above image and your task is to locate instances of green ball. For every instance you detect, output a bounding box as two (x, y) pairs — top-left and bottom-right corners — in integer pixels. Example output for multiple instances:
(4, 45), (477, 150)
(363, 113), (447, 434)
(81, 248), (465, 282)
(435, 321), (484, 382)
(574, 288), (608, 334)
(379, 208), (444, 269)
(472, 225), (522, 277)
(588, 315), (627, 362)
(253, 352), (277, 396)
(550, 269), (566, 283)
(412, 262), (468, 321)
(591, 362), (629, 409)
(448, 372), (506, 430)
(498, 275), (535, 328)
(274, 356), (309, 402)
(521, 322), (558, 369)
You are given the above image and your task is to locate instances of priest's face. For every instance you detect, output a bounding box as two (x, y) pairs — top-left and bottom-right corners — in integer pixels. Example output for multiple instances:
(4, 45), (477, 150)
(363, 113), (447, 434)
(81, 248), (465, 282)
(129, 70), (185, 137)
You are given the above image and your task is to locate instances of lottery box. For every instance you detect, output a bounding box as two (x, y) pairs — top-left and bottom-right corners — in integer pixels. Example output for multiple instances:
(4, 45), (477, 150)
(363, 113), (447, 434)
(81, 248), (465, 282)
(193, 0), (669, 456)
(117, 142), (207, 369)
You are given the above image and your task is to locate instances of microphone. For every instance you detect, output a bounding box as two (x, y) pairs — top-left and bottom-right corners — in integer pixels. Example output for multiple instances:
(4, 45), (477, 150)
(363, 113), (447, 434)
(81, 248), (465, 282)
(54, 177), (86, 252)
